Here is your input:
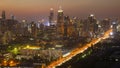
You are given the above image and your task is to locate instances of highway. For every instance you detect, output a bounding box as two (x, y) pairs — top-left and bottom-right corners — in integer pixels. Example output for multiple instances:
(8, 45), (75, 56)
(46, 29), (112, 68)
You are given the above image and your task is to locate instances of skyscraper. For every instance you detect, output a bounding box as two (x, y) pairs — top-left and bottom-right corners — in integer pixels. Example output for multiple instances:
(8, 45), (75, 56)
(101, 18), (111, 32)
(88, 14), (97, 37)
(29, 21), (37, 38)
(2, 11), (6, 19)
(64, 16), (69, 38)
(57, 6), (64, 36)
(49, 8), (54, 26)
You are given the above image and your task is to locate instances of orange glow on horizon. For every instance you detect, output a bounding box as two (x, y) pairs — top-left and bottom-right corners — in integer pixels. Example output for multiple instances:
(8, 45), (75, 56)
(0, 0), (120, 20)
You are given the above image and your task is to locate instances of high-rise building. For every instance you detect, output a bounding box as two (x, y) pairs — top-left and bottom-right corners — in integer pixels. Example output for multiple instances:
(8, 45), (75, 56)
(72, 17), (80, 37)
(21, 19), (29, 36)
(2, 11), (6, 19)
(112, 21), (117, 33)
(64, 16), (69, 38)
(49, 8), (55, 26)
(101, 18), (111, 32)
(82, 14), (97, 38)
(29, 21), (38, 38)
(0, 11), (6, 35)
(88, 14), (97, 37)
(57, 6), (64, 37)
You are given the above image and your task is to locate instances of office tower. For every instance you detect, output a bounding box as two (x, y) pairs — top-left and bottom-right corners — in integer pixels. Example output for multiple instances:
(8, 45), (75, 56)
(2, 11), (6, 19)
(64, 16), (69, 38)
(78, 20), (84, 37)
(40, 22), (44, 31)
(112, 21), (117, 33)
(72, 17), (80, 37)
(101, 18), (111, 32)
(0, 11), (6, 36)
(21, 19), (28, 36)
(30, 21), (37, 38)
(117, 19), (120, 32)
(88, 14), (97, 37)
(57, 6), (64, 37)
(49, 8), (54, 26)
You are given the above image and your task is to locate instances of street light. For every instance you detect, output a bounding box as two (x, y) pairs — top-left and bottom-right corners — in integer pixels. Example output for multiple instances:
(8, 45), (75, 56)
(110, 32), (113, 36)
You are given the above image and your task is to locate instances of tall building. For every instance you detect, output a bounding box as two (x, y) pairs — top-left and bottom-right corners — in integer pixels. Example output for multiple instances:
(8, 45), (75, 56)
(0, 11), (6, 34)
(72, 17), (80, 37)
(88, 14), (97, 37)
(29, 21), (38, 38)
(49, 8), (54, 26)
(57, 6), (64, 37)
(21, 19), (29, 36)
(101, 18), (111, 32)
(64, 16), (69, 38)
(2, 11), (6, 19)
(0, 10), (6, 38)
(112, 21), (117, 33)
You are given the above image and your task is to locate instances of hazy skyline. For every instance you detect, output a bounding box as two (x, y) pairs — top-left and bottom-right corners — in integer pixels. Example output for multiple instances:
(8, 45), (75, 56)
(0, 0), (120, 21)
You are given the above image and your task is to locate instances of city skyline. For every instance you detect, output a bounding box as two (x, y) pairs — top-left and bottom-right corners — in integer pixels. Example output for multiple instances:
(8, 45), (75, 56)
(1, 0), (120, 68)
(0, 0), (120, 21)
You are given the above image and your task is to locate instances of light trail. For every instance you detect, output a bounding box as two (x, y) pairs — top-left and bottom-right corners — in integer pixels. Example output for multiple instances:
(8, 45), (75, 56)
(46, 29), (112, 68)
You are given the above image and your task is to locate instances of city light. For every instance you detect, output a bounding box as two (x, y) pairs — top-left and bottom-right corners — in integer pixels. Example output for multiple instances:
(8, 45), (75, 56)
(0, 0), (119, 67)
(112, 22), (116, 24)
(50, 8), (54, 10)
(58, 6), (63, 12)
(47, 22), (50, 26)
(46, 29), (112, 68)
(23, 45), (40, 50)
(90, 14), (94, 17)
(110, 32), (113, 36)
(12, 47), (18, 54)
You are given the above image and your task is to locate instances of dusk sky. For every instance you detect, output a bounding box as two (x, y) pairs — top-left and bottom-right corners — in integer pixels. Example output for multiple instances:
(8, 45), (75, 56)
(0, 0), (120, 21)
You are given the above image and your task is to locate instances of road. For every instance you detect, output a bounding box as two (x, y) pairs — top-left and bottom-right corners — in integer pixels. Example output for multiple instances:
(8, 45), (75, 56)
(46, 29), (112, 68)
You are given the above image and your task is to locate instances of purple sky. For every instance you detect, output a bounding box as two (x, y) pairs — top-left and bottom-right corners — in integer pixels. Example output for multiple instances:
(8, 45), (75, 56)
(0, 0), (120, 21)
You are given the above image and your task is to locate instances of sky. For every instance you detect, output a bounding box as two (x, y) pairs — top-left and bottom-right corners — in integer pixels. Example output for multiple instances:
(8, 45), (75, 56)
(0, 0), (120, 21)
